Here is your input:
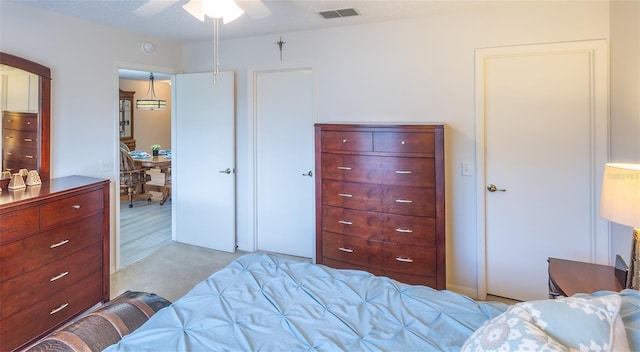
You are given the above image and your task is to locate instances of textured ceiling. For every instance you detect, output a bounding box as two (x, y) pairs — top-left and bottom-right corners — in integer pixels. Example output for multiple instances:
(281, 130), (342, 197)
(13, 0), (490, 42)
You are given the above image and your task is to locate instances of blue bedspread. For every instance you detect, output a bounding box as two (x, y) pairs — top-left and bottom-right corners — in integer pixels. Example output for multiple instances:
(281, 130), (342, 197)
(105, 253), (507, 351)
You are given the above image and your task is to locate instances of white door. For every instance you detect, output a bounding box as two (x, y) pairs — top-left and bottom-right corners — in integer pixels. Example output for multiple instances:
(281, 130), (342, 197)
(255, 69), (315, 258)
(476, 41), (608, 301)
(174, 71), (236, 252)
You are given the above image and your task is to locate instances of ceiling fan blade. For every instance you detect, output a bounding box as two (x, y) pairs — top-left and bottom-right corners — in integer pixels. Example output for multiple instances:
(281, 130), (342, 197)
(182, 0), (206, 22)
(133, 0), (179, 16)
(238, 0), (271, 19)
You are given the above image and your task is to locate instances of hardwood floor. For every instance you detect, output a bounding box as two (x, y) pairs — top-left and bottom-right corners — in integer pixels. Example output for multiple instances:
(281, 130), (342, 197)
(120, 190), (171, 267)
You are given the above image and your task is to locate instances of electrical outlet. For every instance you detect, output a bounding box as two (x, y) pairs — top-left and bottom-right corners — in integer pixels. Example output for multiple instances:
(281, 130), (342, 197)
(100, 159), (113, 171)
(462, 161), (472, 176)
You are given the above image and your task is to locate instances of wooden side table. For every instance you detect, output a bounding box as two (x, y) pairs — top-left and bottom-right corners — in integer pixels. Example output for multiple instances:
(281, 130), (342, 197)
(548, 257), (625, 298)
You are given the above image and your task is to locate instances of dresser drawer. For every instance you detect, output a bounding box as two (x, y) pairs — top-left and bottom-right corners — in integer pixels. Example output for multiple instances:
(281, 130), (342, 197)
(3, 145), (38, 162)
(322, 180), (382, 212)
(322, 232), (436, 277)
(0, 273), (102, 352)
(0, 207), (39, 244)
(2, 158), (38, 174)
(321, 131), (372, 152)
(0, 241), (102, 319)
(373, 132), (434, 154)
(2, 112), (37, 132)
(40, 189), (104, 228)
(322, 206), (383, 239)
(382, 185), (435, 216)
(1, 214), (103, 281)
(322, 258), (438, 287)
(321, 153), (382, 183)
(382, 213), (436, 246)
(322, 206), (436, 246)
(3, 129), (38, 149)
(380, 156), (434, 187)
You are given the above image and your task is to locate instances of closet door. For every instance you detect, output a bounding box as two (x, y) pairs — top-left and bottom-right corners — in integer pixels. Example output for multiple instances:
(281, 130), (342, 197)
(476, 40), (608, 301)
(174, 71), (236, 252)
(255, 68), (315, 258)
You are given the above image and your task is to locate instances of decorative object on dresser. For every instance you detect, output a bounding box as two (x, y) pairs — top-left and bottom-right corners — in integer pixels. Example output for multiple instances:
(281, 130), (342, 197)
(599, 163), (640, 290)
(0, 176), (110, 351)
(314, 123), (445, 288)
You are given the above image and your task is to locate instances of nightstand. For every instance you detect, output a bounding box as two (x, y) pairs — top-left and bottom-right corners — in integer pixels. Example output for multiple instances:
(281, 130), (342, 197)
(548, 257), (626, 298)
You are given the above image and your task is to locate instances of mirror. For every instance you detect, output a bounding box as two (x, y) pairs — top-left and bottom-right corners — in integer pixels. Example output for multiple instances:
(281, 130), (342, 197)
(0, 52), (51, 181)
(119, 89), (136, 150)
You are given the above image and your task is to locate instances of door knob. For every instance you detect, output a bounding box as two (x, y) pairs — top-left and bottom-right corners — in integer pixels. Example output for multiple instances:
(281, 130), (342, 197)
(302, 170), (313, 177)
(219, 168), (232, 174)
(487, 184), (506, 192)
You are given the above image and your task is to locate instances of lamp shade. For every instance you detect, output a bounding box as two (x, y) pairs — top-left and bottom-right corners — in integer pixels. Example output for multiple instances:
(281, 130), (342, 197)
(600, 163), (640, 228)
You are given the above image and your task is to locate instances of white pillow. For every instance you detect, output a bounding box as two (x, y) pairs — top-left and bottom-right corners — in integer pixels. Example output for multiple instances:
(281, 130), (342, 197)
(462, 294), (630, 352)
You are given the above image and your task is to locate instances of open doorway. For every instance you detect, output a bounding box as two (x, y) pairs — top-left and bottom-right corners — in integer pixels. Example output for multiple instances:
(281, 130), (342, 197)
(118, 69), (173, 268)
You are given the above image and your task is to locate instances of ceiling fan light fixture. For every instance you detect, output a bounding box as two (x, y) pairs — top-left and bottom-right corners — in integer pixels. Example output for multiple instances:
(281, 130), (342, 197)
(202, 0), (244, 23)
(136, 73), (167, 111)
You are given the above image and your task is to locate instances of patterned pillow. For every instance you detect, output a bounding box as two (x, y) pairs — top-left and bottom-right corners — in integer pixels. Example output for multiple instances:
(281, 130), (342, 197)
(462, 294), (630, 352)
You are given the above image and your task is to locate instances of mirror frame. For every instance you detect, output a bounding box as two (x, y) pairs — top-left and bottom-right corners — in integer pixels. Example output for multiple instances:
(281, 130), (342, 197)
(0, 52), (51, 181)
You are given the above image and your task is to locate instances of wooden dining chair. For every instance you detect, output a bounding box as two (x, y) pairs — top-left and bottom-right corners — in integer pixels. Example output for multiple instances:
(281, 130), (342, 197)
(119, 147), (151, 208)
(160, 168), (171, 205)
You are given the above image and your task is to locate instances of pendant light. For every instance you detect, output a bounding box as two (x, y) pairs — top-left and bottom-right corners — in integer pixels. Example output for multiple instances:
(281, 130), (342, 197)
(136, 72), (166, 110)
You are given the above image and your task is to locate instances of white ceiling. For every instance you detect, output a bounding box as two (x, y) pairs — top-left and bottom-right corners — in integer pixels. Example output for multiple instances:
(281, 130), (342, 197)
(13, 0), (489, 42)
(13, 0), (490, 80)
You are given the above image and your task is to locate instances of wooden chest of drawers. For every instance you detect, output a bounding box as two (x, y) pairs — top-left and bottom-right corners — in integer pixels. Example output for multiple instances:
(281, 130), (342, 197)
(0, 176), (110, 351)
(315, 124), (445, 289)
(2, 111), (39, 173)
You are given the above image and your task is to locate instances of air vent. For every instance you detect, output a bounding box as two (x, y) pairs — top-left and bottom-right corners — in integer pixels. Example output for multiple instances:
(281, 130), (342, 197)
(318, 8), (359, 19)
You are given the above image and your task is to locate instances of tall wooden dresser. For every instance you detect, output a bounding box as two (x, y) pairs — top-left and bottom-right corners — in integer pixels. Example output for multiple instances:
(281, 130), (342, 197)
(315, 124), (445, 289)
(2, 111), (39, 173)
(0, 176), (110, 351)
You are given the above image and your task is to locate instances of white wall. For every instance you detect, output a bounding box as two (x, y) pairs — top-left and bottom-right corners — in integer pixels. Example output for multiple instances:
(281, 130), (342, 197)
(182, 1), (625, 295)
(0, 1), (182, 273)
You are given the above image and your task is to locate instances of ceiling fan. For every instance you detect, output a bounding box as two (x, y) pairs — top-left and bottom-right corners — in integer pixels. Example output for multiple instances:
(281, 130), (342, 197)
(133, 0), (271, 22)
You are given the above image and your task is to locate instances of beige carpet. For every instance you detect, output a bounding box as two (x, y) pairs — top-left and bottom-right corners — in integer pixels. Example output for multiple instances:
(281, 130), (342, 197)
(111, 242), (247, 302)
(111, 242), (518, 305)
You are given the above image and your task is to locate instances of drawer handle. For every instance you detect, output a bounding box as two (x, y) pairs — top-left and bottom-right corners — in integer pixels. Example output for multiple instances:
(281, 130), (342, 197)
(395, 170), (412, 174)
(337, 166), (352, 170)
(342, 139), (348, 143)
(50, 303), (69, 315)
(395, 256), (414, 263)
(395, 228), (413, 233)
(395, 199), (413, 203)
(338, 220), (353, 225)
(5, 136), (12, 139)
(50, 271), (69, 282)
(401, 140), (406, 145)
(6, 152), (11, 155)
(338, 193), (353, 198)
(25, 155), (34, 159)
(24, 138), (33, 142)
(50, 239), (70, 248)
(72, 205), (81, 209)
(338, 247), (354, 253)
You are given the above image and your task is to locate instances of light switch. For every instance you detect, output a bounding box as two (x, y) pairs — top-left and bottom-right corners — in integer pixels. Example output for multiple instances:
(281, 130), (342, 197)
(462, 161), (472, 176)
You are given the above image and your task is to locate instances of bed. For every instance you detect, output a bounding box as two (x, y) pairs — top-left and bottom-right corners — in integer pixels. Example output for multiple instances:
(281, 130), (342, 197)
(28, 253), (640, 351)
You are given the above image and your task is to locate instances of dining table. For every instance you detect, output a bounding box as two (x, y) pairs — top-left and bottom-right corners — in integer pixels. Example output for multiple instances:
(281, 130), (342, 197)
(132, 155), (172, 204)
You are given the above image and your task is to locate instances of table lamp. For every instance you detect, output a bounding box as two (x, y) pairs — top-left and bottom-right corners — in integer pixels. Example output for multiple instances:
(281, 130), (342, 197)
(600, 163), (640, 289)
